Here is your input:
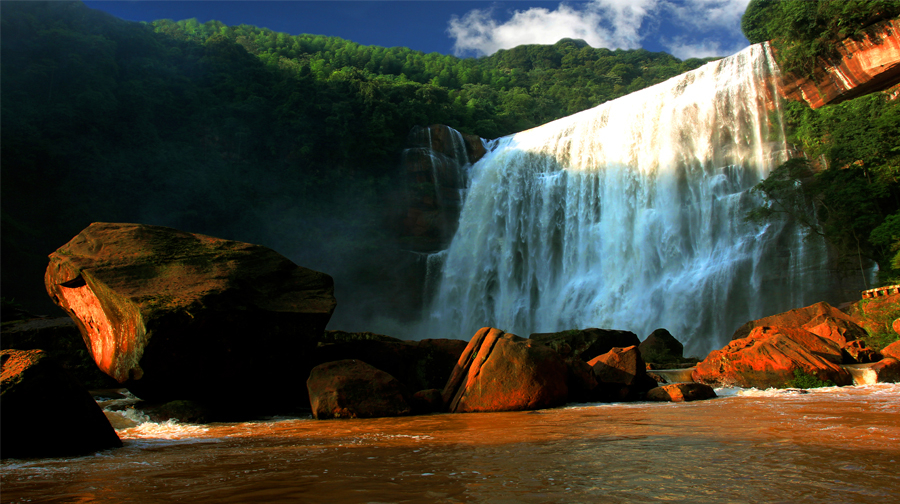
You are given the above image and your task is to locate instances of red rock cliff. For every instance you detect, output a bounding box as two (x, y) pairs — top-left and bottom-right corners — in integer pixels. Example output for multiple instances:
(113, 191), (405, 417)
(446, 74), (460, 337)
(778, 18), (900, 108)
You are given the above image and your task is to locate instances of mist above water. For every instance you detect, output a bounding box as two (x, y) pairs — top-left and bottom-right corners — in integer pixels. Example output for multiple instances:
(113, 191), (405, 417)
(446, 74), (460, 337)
(422, 44), (838, 357)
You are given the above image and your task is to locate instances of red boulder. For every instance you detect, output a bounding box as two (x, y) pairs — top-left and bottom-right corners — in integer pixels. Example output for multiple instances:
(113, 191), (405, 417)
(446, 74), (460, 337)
(442, 327), (568, 413)
(731, 301), (866, 347)
(587, 345), (657, 401)
(307, 359), (411, 419)
(882, 340), (900, 360)
(693, 326), (851, 388)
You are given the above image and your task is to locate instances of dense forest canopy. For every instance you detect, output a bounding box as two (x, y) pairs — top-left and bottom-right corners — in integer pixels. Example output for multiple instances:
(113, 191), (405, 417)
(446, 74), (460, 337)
(0, 1), (710, 319)
(741, 0), (900, 285)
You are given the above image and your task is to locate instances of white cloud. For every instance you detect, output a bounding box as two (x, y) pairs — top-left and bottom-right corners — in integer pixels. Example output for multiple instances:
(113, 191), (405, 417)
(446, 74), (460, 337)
(447, 0), (750, 58)
(448, 0), (659, 57)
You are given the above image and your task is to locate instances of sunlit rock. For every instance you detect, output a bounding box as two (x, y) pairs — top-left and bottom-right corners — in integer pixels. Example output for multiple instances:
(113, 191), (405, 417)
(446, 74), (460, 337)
(731, 301), (867, 348)
(646, 382), (717, 402)
(587, 345), (657, 401)
(693, 326), (852, 388)
(307, 359), (411, 419)
(44, 222), (336, 414)
(1, 349), (122, 458)
(881, 340), (900, 360)
(442, 327), (568, 413)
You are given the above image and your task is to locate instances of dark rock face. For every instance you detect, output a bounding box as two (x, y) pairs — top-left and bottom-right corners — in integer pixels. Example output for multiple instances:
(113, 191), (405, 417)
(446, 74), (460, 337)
(639, 328), (684, 362)
(307, 359), (411, 419)
(646, 383), (717, 402)
(0, 317), (117, 389)
(529, 328), (640, 363)
(1, 349), (122, 459)
(841, 340), (881, 364)
(693, 326), (852, 388)
(730, 301), (867, 347)
(314, 335), (468, 393)
(442, 327), (568, 413)
(401, 124), (487, 252)
(44, 222), (336, 414)
(867, 358), (900, 383)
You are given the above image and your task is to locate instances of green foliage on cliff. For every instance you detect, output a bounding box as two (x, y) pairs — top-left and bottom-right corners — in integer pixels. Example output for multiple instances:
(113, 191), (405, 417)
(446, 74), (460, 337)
(750, 93), (900, 285)
(785, 369), (836, 389)
(741, 0), (900, 75)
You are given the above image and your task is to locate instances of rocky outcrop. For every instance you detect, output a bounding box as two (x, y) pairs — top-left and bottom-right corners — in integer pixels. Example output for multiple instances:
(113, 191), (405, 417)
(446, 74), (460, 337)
(401, 124), (487, 251)
(777, 18), (900, 108)
(639, 328), (684, 363)
(313, 334), (468, 393)
(1, 349), (122, 459)
(841, 340), (881, 364)
(442, 327), (568, 413)
(307, 359), (411, 419)
(693, 326), (852, 388)
(646, 383), (717, 402)
(587, 345), (657, 401)
(44, 222), (336, 414)
(731, 301), (866, 348)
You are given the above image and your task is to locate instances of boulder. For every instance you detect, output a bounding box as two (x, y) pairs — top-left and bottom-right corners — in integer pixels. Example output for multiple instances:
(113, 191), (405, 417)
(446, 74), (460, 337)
(646, 383), (717, 402)
(639, 328), (684, 362)
(587, 346), (657, 401)
(777, 18), (900, 109)
(44, 222), (336, 415)
(882, 340), (900, 360)
(307, 359), (411, 419)
(442, 327), (568, 413)
(529, 328), (640, 363)
(1, 349), (122, 459)
(894, 318), (900, 336)
(693, 326), (852, 388)
(564, 357), (599, 403)
(410, 388), (444, 414)
(313, 335), (467, 393)
(731, 301), (866, 347)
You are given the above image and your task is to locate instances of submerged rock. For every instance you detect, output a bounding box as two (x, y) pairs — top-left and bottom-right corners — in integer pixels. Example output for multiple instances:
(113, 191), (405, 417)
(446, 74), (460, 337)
(646, 383), (717, 402)
(1, 349), (122, 459)
(307, 359), (411, 419)
(443, 327), (568, 413)
(693, 326), (852, 388)
(44, 222), (336, 415)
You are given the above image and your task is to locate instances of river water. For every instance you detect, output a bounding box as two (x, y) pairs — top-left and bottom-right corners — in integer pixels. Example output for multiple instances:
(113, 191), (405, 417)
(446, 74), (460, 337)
(3, 384), (898, 503)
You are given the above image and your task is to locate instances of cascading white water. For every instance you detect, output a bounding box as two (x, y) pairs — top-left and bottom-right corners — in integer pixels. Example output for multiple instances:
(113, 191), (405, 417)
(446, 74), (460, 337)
(425, 44), (838, 357)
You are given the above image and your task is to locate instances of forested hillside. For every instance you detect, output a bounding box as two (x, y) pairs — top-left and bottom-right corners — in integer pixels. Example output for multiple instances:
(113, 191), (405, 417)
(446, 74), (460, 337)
(0, 1), (709, 320)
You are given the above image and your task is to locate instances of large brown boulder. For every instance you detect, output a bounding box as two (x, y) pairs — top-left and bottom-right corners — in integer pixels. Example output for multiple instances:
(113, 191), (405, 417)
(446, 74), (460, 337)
(731, 301), (867, 348)
(44, 223), (336, 414)
(306, 359), (411, 419)
(442, 327), (568, 413)
(529, 328), (640, 362)
(1, 349), (122, 459)
(587, 346), (657, 401)
(314, 333), (467, 393)
(646, 383), (717, 402)
(693, 326), (852, 388)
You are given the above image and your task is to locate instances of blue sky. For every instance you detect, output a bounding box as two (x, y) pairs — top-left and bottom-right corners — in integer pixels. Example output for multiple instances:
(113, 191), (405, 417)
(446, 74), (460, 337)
(83, 1), (753, 59)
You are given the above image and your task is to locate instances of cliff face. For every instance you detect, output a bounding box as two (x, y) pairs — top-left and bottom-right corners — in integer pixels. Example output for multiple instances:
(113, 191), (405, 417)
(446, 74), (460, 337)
(778, 18), (900, 109)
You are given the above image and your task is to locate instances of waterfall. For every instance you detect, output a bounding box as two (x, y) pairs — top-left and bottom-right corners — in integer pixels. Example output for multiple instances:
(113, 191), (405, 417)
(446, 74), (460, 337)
(424, 44), (839, 357)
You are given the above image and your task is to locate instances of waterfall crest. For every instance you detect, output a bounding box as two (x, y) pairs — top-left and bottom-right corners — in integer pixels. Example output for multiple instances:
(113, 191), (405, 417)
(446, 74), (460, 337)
(424, 44), (838, 356)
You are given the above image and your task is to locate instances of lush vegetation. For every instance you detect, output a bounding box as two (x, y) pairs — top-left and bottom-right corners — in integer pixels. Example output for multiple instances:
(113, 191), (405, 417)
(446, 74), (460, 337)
(743, 0), (900, 285)
(785, 368), (836, 389)
(741, 0), (900, 75)
(0, 1), (710, 317)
